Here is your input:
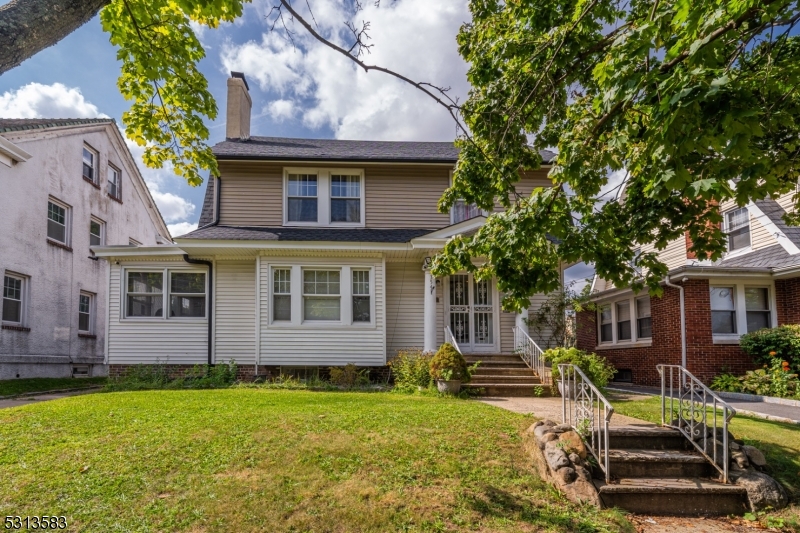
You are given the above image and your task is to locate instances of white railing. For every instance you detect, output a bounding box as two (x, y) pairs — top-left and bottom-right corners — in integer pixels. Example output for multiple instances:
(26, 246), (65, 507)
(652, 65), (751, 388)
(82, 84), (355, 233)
(512, 326), (550, 384)
(559, 364), (614, 483)
(443, 326), (462, 355)
(657, 364), (736, 483)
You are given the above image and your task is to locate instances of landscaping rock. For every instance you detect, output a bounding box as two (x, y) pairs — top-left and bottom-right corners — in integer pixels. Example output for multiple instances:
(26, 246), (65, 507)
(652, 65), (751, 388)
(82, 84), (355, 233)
(558, 466), (577, 483)
(544, 441), (571, 470)
(534, 424), (554, 440)
(552, 423), (572, 433)
(731, 449), (750, 469)
(729, 441), (740, 451)
(742, 445), (767, 467)
(575, 465), (592, 482)
(537, 431), (559, 449)
(558, 430), (588, 459)
(568, 453), (582, 466)
(734, 470), (788, 512)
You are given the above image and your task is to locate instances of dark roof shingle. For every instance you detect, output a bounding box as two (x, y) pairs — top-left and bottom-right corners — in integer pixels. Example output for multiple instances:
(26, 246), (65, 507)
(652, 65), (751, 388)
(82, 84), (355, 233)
(177, 225), (434, 243)
(197, 177), (215, 227)
(754, 199), (800, 248)
(0, 118), (114, 133)
(713, 243), (800, 269)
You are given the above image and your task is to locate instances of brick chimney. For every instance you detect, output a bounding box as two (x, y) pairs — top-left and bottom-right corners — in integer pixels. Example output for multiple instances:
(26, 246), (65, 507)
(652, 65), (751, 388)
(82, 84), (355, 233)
(226, 72), (251, 141)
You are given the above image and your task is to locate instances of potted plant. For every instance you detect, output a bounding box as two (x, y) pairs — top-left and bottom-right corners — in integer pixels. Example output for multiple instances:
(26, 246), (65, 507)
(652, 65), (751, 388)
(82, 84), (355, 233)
(542, 347), (616, 397)
(429, 343), (473, 394)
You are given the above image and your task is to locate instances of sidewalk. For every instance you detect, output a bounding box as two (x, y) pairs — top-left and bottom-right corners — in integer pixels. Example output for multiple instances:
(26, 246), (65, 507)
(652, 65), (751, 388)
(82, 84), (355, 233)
(478, 395), (655, 427)
(607, 383), (800, 424)
(0, 389), (99, 410)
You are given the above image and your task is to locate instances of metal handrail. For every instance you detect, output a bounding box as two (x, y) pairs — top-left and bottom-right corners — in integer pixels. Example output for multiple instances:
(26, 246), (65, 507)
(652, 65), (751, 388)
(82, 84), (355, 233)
(443, 326), (462, 355)
(512, 326), (550, 384)
(559, 364), (615, 483)
(657, 364), (736, 483)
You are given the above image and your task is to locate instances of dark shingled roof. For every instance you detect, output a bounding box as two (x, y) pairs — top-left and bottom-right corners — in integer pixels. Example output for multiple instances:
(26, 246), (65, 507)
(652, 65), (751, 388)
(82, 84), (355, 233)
(197, 177), (215, 227)
(213, 136), (557, 164)
(754, 199), (800, 247)
(713, 244), (800, 269)
(177, 225), (434, 243)
(0, 118), (114, 133)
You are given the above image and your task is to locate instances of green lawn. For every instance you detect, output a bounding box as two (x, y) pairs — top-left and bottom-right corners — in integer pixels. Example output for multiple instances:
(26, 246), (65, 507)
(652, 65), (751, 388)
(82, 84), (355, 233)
(611, 394), (800, 527)
(0, 377), (107, 397)
(0, 390), (629, 533)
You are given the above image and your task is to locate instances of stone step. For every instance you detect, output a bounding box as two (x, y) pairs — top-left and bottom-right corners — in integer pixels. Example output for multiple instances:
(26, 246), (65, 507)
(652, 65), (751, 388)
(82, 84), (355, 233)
(607, 449), (712, 478)
(594, 477), (748, 516)
(469, 375), (542, 385)
(471, 366), (536, 376)
(464, 355), (524, 364)
(463, 383), (550, 397)
(605, 426), (689, 450)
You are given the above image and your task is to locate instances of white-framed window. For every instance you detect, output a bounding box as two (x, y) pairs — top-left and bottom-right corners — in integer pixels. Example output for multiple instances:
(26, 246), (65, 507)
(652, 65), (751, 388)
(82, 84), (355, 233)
(710, 283), (774, 338)
(724, 207), (751, 252)
(710, 286), (737, 334)
(745, 287), (770, 332)
(82, 145), (98, 183)
(90, 217), (105, 247)
(78, 291), (94, 333)
(124, 269), (208, 319)
(108, 164), (122, 199)
(283, 168), (365, 227)
(352, 270), (370, 322)
(2, 273), (27, 326)
(272, 268), (291, 322)
(597, 294), (652, 346)
(451, 200), (484, 224)
(47, 198), (71, 245)
(302, 269), (341, 321)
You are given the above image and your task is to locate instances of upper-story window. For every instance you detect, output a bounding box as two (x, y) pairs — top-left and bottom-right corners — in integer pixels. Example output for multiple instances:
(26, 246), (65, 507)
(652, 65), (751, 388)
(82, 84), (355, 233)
(108, 164), (122, 200)
(284, 169), (365, 227)
(725, 207), (750, 252)
(451, 200), (483, 224)
(82, 145), (98, 184)
(2, 273), (27, 326)
(90, 217), (105, 247)
(47, 198), (71, 246)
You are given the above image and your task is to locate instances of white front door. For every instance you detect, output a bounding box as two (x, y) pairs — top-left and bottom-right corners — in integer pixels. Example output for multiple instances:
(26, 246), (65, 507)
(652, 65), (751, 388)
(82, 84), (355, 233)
(446, 273), (499, 353)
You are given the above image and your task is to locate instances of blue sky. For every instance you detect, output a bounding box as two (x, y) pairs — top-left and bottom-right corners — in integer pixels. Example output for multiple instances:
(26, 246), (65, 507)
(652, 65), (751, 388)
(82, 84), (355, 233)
(0, 0), (594, 285)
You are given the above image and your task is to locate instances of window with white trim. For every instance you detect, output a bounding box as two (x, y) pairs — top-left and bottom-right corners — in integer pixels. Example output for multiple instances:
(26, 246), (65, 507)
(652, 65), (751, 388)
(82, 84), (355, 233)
(598, 294), (653, 346)
(451, 200), (484, 224)
(636, 296), (652, 338)
(78, 292), (94, 333)
(599, 305), (612, 342)
(2, 274), (26, 325)
(169, 272), (206, 317)
(108, 165), (121, 199)
(90, 217), (105, 247)
(710, 282), (774, 339)
(82, 145), (97, 183)
(331, 175), (361, 223)
(745, 287), (770, 332)
(710, 286), (737, 334)
(724, 208), (751, 252)
(284, 169), (365, 227)
(126, 272), (164, 317)
(616, 301), (632, 341)
(352, 270), (370, 322)
(303, 270), (340, 321)
(287, 174), (318, 222)
(47, 199), (71, 245)
(273, 268), (291, 322)
(125, 270), (207, 319)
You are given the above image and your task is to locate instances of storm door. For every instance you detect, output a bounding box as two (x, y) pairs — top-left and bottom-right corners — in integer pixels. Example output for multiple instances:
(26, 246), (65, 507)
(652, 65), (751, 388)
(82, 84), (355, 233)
(446, 274), (498, 353)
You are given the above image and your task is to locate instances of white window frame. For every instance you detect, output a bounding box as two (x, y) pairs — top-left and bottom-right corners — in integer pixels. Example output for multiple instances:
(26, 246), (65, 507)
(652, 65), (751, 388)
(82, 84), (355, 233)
(78, 291), (95, 334)
(709, 279), (777, 344)
(47, 197), (72, 246)
(271, 267), (292, 323)
(82, 144), (98, 184)
(723, 207), (752, 257)
(351, 268), (371, 323)
(282, 168), (365, 228)
(122, 268), (208, 321)
(596, 294), (653, 349)
(302, 268), (343, 323)
(448, 171), (489, 224)
(108, 164), (122, 199)
(2, 272), (28, 326)
(266, 264), (375, 328)
(89, 216), (105, 248)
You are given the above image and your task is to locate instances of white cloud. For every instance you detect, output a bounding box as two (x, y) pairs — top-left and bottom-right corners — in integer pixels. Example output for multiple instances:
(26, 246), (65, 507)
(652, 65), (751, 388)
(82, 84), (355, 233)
(168, 221), (199, 237)
(150, 189), (196, 223)
(0, 82), (109, 119)
(221, 0), (469, 141)
(266, 99), (296, 122)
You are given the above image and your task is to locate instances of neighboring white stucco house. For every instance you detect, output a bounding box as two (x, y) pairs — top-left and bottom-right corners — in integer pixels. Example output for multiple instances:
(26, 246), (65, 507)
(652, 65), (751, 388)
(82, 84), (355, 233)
(0, 118), (171, 379)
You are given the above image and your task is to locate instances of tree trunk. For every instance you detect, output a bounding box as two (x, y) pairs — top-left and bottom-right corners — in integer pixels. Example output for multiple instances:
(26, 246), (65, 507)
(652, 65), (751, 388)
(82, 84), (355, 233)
(0, 0), (111, 75)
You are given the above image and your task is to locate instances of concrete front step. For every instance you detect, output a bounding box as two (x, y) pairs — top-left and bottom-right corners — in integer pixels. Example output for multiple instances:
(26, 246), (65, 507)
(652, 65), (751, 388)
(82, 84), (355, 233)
(471, 366), (536, 376)
(607, 449), (711, 478)
(464, 355), (525, 365)
(470, 375), (541, 385)
(605, 426), (689, 450)
(463, 383), (550, 397)
(594, 477), (748, 516)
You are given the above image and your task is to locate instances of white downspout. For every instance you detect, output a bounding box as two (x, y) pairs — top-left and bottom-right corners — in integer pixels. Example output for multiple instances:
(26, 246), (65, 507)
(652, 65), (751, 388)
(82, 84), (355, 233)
(664, 276), (686, 369)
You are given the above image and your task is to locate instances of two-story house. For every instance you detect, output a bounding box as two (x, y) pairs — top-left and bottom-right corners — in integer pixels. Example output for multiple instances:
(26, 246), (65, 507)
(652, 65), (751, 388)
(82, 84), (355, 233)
(92, 73), (558, 390)
(577, 187), (800, 387)
(0, 118), (171, 379)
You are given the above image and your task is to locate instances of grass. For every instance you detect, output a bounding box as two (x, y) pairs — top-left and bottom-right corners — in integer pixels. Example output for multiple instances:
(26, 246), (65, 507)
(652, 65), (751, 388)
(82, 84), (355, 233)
(0, 377), (107, 397)
(0, 390), (630, 533)
(611, 394), (800, 528)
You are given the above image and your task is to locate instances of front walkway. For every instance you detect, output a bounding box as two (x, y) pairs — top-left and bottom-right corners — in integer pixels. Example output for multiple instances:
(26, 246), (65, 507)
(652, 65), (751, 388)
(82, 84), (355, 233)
(478, 395), (654, 427)
(0, 389), (99, 409)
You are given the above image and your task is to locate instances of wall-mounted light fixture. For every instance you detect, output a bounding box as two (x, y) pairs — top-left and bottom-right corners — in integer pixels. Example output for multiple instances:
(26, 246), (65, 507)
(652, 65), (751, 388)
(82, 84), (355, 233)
(422, 257), (432, 270)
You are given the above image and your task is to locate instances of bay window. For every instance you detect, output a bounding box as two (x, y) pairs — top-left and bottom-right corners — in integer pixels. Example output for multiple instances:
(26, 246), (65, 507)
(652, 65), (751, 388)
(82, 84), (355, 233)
(352, 270), (370, 322)
(273, 268), (291, 321)
(303, 270), (341, 321)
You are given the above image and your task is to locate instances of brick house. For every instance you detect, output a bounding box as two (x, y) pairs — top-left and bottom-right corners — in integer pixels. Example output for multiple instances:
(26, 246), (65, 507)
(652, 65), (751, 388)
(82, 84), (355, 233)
(577, 196), (800, 386)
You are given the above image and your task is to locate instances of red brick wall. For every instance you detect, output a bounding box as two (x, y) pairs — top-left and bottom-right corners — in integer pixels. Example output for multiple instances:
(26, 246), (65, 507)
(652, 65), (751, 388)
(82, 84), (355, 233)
(577, 280), (757, 386)
(776, 278), (800, 325)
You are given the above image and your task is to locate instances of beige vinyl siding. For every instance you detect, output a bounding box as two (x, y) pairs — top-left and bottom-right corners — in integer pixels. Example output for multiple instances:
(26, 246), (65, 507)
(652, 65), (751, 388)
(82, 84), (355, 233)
(107, 263), (207, 365)
(500, 308), (516, 354)
(775, 189), (797, 214)
(215, 260), (256, 364)
(750, 211), (776, 250)
(218, 161), (283, 226)
(365, 165), (451, 228)
(385, 262), (424, 358)
(259, 257), (385, 366)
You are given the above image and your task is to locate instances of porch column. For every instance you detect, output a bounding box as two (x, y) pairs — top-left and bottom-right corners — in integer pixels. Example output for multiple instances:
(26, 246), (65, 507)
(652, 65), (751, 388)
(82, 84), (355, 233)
(423, 269), (437, 353)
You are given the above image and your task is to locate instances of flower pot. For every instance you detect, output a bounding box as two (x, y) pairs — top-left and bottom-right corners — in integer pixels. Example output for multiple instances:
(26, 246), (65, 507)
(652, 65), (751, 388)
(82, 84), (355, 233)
(436, 379), (462, 394)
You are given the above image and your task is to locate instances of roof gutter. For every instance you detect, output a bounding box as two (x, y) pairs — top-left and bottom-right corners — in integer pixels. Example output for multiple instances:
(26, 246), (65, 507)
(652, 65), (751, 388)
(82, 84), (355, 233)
(183, 254), (213, 366)
(664, 275), (687, 370)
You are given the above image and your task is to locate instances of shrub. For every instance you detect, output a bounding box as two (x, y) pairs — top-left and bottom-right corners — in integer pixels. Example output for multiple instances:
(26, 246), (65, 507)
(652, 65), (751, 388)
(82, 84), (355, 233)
(739, 357), (800, 398)
(542, 347), (616, 388)
(740, 325), (800, 369)
(328, 363), (370, 389)
(710, 373), (742, 393)
(105, 361), (238, 391)
(429, 343), (473, 382)
(390, 349), (432, 392)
